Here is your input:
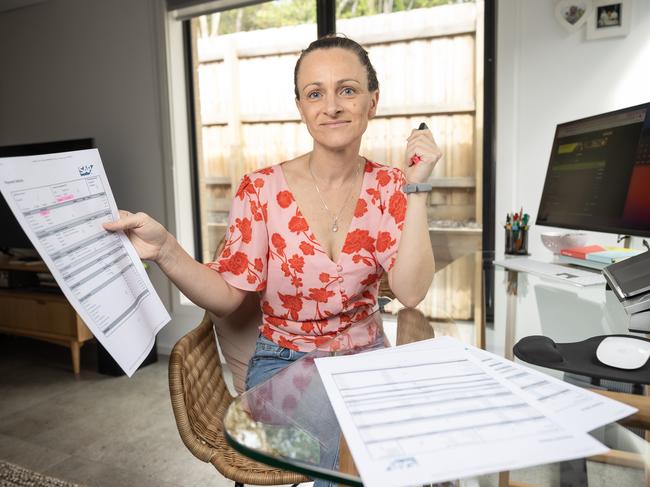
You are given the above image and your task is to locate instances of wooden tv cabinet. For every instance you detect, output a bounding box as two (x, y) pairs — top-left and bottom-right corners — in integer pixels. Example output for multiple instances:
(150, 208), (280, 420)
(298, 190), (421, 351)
(0, 258), (93, 376)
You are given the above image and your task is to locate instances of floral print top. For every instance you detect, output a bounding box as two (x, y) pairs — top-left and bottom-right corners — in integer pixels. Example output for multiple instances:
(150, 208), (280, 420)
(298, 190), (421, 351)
(207, 159), (407, 352)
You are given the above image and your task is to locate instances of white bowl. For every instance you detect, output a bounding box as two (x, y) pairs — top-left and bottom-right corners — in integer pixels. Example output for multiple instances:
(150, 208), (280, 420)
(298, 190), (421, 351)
(540, 232), (588, 254)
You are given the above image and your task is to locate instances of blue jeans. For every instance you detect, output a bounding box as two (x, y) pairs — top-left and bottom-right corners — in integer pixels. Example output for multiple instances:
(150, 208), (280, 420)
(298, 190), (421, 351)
(245, 334), (340, 487)
(245, 334), (307, 390)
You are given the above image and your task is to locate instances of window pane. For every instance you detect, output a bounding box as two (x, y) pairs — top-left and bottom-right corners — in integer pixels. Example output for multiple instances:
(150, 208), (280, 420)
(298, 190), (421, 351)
(199, 0), (316, 35)
(336, 0), (474, 19)
(191, 1), (316, 263)
(336, 0), (483, 324)
(336, 1), (482, 264)
(189, 1), (484, 329)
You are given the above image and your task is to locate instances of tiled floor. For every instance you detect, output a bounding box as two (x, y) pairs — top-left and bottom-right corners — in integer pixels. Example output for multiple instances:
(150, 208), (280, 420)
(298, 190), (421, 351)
(0, 334), (644, 487)
(0, 334), (295, 487)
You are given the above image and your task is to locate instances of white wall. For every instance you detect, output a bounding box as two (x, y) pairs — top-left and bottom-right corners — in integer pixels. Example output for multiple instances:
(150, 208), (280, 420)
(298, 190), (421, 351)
(0, 0), (201, 356)
(497, 0), (650, 258)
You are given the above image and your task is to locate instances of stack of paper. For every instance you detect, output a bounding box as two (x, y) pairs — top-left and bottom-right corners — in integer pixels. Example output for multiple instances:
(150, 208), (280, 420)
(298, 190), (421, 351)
(315, 337), (636, 487)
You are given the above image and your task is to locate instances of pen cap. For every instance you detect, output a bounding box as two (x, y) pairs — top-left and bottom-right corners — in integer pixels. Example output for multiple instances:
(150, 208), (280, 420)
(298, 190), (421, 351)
(418, 122), (428, 130)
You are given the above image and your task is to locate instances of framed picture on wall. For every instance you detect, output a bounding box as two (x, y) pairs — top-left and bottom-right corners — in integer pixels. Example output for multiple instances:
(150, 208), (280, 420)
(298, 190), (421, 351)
(554, 0), (591, 33)
(586, 0), (632, 39)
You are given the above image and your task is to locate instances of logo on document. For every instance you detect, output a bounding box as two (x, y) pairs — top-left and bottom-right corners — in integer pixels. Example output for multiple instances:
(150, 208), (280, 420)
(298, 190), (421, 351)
(78, 164), (94, 176)
(386, 457), (418, 471)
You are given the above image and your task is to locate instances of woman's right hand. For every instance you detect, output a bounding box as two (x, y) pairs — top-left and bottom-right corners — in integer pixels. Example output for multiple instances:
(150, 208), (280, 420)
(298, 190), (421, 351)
(103, 210), (171, 263)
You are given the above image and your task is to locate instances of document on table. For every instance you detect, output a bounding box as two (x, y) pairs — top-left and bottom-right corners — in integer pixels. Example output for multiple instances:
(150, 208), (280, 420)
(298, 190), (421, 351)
(315, 341), (610, 487)
(468, 346), (637, 432)
(0, 149), (170, 376)
(378, 337), (637, 433)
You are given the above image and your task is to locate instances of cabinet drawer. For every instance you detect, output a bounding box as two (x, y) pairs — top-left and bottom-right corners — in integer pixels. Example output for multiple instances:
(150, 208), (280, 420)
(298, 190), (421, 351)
(0, 295), (77, 338)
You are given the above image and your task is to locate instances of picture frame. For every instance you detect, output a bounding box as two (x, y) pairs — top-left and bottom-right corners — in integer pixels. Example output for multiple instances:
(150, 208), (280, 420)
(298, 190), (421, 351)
(586, 0), (632, 40)
(554, 0), (591, 33)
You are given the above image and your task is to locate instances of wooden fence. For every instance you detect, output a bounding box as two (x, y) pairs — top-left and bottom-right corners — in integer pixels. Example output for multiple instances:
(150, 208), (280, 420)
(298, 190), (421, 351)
(192, 2), (483, 319)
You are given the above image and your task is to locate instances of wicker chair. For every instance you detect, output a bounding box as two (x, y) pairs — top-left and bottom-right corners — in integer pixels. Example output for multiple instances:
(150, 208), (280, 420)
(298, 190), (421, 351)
(168, 311), (310, 487)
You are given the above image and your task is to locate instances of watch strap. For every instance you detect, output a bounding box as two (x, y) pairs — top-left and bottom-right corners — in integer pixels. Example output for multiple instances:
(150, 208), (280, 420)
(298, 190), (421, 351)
(402, 183), (433, 194)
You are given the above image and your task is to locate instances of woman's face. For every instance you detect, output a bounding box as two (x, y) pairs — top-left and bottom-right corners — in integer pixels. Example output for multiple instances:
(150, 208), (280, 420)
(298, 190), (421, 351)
(295, 47), (379, 153)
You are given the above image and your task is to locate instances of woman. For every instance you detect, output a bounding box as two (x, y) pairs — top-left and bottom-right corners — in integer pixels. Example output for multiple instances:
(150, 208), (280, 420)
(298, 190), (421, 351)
(104, 34), (440, 482)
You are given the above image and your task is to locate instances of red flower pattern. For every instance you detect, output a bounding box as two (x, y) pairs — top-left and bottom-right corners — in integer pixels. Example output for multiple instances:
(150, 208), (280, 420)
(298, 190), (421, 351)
(288, 214), (309, 233)
(376, 231), (396, 253)
(236, 218), (252, 244)
(278, 335), (297, 350)
(377, 169), (391, 187)
(210, 161), (406, 352)
(291, 276), (303, 288)
(308, 287), (335, 303)
(354, 198), (368, 217)
(271, 233), (286, 253)
(342, 229), (376, 254)
(262, 301), (274, 315)
(277, 190), (293, 208)
(267, 315), (288, 328)
(219, 251), (248, 275)
(288, 254), (304, 273)
(388, 191), (407, 226)
(279, 292), (303, 321)
(299, 241), (315, 255)
(235, 175), (252, 199)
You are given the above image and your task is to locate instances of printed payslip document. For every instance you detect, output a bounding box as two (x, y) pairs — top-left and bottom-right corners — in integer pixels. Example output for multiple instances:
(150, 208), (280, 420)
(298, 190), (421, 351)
(0, 149), (170, 376)
(315, 337), (626, 487)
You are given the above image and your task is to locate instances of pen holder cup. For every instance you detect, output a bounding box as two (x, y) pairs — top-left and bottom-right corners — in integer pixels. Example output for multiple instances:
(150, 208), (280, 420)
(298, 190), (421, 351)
(505, 227), (529, 255)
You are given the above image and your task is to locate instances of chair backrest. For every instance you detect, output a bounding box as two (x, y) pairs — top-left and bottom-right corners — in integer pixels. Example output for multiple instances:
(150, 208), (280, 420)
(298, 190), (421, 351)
(209, 292), (261, 394)
(208, 237), (262, 395)
(168, 312), (230, 462)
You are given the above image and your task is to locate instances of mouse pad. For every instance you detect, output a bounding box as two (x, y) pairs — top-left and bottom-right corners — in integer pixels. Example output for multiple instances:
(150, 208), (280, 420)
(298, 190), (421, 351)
(513, 334), (650, 384)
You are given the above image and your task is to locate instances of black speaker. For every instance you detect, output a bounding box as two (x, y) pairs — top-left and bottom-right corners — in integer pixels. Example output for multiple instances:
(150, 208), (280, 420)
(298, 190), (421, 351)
(96, 340), (158, 376)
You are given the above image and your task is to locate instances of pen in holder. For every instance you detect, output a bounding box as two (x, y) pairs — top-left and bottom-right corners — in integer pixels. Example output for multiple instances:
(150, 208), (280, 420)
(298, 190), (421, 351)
(504, 210), (530, 255)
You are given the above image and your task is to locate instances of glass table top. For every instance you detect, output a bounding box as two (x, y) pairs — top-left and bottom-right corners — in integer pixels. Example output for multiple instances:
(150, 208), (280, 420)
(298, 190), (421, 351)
(223, 252), (649, 486)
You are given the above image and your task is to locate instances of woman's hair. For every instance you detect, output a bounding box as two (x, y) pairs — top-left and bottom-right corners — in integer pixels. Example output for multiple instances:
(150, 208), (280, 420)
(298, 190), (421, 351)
(293, 35), (379, 99)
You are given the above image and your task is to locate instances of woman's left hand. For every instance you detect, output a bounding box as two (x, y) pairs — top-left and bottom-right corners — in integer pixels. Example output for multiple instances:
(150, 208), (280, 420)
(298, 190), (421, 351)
(403, 127), (443, 184)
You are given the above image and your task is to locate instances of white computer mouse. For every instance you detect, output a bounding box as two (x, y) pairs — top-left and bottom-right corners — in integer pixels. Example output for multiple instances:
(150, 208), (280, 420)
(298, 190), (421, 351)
(596, 336), (650, 370)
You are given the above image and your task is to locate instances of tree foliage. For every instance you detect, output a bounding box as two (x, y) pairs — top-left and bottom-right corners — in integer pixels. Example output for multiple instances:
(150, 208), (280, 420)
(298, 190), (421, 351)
(198, 0), (472, 37)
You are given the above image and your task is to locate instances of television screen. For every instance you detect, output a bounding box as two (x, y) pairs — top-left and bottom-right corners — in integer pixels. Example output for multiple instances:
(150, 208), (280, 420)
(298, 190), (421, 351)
(0, 138), (95, 251)
(536, 103), (650, 238)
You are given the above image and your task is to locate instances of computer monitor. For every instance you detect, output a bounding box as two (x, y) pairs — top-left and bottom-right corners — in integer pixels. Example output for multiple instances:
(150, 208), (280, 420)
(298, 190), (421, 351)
(0, 138), (95, 251)
(536, 102), (650, 238)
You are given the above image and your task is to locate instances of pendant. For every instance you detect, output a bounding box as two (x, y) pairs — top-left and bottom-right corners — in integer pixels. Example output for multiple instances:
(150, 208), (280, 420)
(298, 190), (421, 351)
(332, 222), (339, 232)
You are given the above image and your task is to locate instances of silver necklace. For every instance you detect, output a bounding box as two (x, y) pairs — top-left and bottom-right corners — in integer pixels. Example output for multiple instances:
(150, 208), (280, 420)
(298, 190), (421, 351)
(309, 159), (360, 232)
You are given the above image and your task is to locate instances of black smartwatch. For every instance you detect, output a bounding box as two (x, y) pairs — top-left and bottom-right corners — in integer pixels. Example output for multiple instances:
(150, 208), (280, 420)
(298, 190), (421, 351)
(402, 183), (433, 194)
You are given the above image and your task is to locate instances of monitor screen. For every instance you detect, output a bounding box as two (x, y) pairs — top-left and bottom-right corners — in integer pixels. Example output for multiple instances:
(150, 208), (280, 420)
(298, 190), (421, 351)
(0, 138), (95, 250)
(536, 102), (650, 238)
